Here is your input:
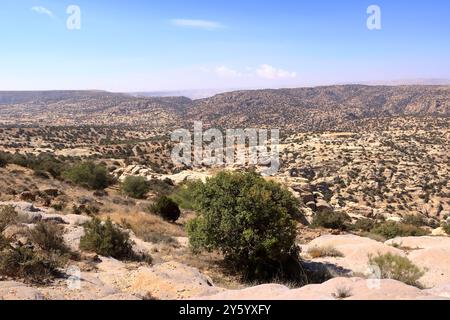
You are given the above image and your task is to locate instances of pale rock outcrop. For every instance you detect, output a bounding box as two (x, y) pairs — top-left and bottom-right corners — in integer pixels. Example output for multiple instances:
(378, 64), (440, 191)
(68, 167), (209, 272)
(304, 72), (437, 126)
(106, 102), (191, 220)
(386, 236), (450, 288)
(128, 261), (222, 300)
(197, 277), (445, 300)
(0, 281), (45, 300)
(301, 234), (405, 275)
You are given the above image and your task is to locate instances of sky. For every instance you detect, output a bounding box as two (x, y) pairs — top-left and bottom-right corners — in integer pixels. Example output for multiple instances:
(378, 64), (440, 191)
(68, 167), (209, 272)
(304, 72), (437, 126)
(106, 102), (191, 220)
(0, 0), (449, 92)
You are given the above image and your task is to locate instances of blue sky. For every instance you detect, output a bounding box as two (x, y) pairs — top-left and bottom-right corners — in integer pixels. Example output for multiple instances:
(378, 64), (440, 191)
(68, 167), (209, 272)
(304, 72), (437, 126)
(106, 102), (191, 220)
(0, 0), (449, 91)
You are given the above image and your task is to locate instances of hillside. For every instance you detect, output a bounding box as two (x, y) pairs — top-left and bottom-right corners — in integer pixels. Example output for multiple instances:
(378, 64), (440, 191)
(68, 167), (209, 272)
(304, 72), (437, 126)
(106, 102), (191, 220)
(0, 85), (449, 130)
(186, 85), (450, 131)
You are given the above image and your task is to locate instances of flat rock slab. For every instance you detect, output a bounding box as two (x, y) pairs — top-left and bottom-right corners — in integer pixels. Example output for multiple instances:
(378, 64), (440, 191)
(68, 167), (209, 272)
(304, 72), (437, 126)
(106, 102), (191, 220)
(386, 237), (450, 288)
(198, 277), (446, 300)
(301, 234), (405, 275)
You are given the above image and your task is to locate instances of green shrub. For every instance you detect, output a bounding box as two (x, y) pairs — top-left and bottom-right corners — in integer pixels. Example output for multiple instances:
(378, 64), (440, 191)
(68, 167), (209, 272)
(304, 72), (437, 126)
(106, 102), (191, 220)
(370, 221), (429, 240)
(187, 171), (303, 282)
(351, 218), (376, 232)
(0, 205), (18, 232)
(442, 222), (450, 235)
(80, 218), (137, 261)
(149, 196), (181, 222)
(0, 245), (62, 283)
(170, 180), (203, 210)
(368, 253), (425, 287)
(0, 152), (7, 167)
(312, 211), (351, 230)
(401, 215), (428, 227)
(29, 222), (70, 254)
(121, 176), (149, 199)
(63, 162), (113, 190)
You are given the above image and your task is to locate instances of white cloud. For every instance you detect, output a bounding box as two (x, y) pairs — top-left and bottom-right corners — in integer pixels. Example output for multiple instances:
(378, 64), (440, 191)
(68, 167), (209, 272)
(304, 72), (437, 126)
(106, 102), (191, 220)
(31, 6), (54, 18)
(256, 64), (297, 79)
(214, 66), (243, 78)
(200, 64), (297, 82)
(170, 19), (225, 30)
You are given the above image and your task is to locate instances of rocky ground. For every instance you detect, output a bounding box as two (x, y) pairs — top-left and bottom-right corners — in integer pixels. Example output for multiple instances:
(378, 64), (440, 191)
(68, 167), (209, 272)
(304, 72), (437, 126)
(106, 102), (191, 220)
(2, 201), (450, 300)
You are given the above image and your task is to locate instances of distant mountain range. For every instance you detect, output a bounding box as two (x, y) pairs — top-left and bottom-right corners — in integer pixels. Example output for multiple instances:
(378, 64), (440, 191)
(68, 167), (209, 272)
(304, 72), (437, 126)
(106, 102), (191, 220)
(0, 85), (448, 131)
(129, 89), (241, 100)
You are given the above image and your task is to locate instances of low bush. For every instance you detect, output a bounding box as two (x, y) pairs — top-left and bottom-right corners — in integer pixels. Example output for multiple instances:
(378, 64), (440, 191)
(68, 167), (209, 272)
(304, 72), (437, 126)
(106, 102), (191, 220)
(370, 221), (429, 240)
(0, 152), (7, 167)
(307, 246), (344, 259)
(121, 176), (149, 199)
(0, 245), (62, 283)
(29, 222), (70, 254)
(311, 211), (351, 230)
(148, 196), (181, 223)
(0, 205), (18, 232)
(368, 253), (425, 287)
(80, 218), (141, 261)
(351, 218), (376, 232)
(401, 215), (428, 227)
(63, 162), (113, 190)
(332, 286), (353, 299)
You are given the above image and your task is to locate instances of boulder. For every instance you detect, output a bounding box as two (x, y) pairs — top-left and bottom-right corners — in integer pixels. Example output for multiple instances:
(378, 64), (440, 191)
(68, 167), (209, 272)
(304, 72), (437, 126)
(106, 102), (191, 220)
(315, 199), (334, 213)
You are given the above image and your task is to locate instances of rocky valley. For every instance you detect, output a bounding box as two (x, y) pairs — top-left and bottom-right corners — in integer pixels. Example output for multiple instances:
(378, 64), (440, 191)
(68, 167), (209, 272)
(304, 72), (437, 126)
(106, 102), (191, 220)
(0, 85), (449, 300)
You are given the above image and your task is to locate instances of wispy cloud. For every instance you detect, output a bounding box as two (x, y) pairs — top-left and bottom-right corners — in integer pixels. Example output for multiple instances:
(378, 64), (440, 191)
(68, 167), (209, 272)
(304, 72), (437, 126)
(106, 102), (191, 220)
(170, 19), (225, 30)
(31, 6), (54, 18)
(201, 64), (297, 80)
(256, 64), (297, 79)
(214, 66), (243, 78)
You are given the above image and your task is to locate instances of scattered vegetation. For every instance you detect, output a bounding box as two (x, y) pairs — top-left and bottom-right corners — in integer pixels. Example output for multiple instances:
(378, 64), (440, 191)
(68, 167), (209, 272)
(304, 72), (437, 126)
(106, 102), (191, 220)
(370, 221), (429, 240)
(368, 253), (425, 288)
(187, 171), (304, 282)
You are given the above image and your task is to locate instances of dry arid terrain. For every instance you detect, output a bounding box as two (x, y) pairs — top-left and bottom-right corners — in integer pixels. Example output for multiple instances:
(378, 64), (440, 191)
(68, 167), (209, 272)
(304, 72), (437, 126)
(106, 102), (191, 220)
(0, 85), (449, 300)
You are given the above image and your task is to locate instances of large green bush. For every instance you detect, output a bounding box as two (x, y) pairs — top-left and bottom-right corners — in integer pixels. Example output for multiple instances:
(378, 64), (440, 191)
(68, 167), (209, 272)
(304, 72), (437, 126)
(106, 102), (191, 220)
(149, 196), (181, 222)
(80, 218), (138, 261)
(63, 162), (113, 190)
(187, 171), (303, 281)
(368, 253), (425, 287)
(121, 176), (149, 199)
